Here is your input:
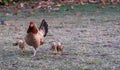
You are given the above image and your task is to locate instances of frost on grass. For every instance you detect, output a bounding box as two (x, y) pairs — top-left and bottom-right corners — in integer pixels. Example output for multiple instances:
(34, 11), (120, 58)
(0, 15), (120, 70)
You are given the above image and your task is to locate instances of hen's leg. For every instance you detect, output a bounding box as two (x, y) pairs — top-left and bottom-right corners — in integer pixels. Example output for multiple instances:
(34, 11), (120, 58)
(31, 48), (37, 57)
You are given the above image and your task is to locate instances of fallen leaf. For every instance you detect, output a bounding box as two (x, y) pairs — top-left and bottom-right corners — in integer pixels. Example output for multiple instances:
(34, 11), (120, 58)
(75, 12), (82, 16)
(56, 3), (62, 7)
(5, 23), (13, 26)
(15, 25), (22, 30)
(16, 36), (23, 39)
(71, 6), (74, 9)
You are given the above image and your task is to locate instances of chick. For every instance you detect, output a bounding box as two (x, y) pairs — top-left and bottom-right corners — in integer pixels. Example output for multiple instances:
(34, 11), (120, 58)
(57, 42), (64, 52)
(51, 42), (57, 54)
(13, 40), (26, 53)
(51, 42), (64, 54)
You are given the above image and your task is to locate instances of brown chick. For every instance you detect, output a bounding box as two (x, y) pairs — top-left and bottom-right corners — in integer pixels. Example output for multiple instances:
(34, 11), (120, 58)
(51, 42), (64, 54)
(57, 42), (64, 52)
(51, 42), (58, 54)
(13, 40), (26, 53)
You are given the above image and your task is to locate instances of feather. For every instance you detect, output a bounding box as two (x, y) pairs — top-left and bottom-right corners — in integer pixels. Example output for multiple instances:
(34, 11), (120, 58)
(39, 19), (48, 37)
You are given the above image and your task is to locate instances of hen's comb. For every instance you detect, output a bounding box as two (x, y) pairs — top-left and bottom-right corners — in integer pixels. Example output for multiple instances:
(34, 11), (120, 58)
(30, 22), (34, 27)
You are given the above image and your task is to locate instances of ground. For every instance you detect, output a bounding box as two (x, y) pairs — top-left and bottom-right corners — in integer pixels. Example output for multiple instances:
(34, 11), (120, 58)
(0, 4), (120, 70)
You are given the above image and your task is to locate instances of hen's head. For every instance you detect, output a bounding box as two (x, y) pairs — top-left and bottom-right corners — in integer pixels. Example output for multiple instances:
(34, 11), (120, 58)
(27, 22), (38, 34)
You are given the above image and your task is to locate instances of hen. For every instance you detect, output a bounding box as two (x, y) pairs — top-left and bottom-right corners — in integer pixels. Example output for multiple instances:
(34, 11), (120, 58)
(25, 19), (48, 57)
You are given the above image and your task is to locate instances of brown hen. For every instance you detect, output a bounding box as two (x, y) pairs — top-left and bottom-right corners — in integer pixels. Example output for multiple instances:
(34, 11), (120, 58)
(25, 19), (48, 57)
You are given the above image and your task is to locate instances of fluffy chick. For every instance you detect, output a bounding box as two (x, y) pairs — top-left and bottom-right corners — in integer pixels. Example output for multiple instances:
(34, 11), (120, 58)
(13, 40), (26, 53)
(57, 42), (64, 52)
(51, 42), (64, 54)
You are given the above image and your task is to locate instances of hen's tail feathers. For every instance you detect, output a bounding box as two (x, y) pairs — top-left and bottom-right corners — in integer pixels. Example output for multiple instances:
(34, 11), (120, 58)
(39, 19), (48, 37)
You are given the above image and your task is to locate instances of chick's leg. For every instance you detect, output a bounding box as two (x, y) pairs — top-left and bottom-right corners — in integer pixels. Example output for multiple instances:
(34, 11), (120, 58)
(21, 48), (25, 53)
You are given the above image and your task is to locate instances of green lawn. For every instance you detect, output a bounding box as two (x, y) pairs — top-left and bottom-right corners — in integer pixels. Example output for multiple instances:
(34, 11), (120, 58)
(0, 4), (120, 70)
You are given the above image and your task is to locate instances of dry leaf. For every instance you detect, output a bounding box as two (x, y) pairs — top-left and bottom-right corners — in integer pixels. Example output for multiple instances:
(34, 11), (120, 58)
(5, 23), (13, 26)
(71, 6), (74, 9)
(15, 26), (22, 30)
(75, 12), (82, 16)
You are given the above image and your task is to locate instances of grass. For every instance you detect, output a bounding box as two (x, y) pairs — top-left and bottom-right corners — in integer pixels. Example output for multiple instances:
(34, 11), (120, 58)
(49, 4), (120, 15)
(1, 4), (120, 20)
(0, 4), (120, 70)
